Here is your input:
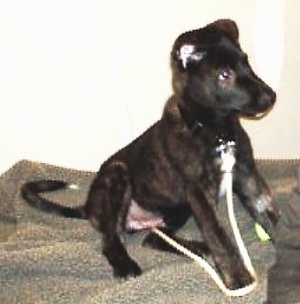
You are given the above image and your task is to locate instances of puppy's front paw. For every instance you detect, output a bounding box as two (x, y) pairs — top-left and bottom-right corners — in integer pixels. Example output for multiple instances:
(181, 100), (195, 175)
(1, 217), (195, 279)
(253, 193), (280, 240)
(113, 260), (142, 279)
(223, 267), (254, 290)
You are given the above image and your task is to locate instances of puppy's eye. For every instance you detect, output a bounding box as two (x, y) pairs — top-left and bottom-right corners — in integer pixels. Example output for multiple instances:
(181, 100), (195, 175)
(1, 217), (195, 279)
(218, 69), (233, 81)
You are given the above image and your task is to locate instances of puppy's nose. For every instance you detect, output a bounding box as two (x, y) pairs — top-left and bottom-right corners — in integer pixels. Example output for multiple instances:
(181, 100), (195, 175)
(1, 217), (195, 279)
(260, 90), (276, 107)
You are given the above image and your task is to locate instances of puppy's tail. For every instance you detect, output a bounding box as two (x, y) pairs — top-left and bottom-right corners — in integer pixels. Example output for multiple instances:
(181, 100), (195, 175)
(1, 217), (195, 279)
(21, 180), (87, 219)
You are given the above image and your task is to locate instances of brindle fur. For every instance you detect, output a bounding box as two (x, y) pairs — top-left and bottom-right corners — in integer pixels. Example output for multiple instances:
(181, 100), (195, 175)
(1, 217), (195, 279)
(21, 19), (280, 289)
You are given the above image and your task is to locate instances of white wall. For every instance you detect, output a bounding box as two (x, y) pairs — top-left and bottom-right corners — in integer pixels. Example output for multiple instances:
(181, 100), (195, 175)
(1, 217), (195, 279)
(0, 0), (299, 174)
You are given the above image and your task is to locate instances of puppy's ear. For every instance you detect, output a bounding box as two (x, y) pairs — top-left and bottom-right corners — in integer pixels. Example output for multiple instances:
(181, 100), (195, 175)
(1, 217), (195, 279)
(211, 19), (239, 41)
(176, 44), (206, 69)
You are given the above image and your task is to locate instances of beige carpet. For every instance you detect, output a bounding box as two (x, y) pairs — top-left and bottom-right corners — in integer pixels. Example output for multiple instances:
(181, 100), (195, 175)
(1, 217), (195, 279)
(0, 159), (299, 304)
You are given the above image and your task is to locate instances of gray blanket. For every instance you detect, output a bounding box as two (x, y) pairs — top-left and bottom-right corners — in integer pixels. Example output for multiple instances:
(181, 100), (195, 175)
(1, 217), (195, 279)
(0, 159), (299, 304)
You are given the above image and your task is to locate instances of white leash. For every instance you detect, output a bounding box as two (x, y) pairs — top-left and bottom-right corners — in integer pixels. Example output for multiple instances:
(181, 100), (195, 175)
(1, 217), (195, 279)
(152, 141), (257, 297)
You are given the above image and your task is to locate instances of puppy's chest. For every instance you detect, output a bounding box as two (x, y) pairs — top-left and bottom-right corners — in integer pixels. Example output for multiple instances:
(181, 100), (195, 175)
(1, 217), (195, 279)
(183, 137), (236, 178)
(124, 141), (237, 232)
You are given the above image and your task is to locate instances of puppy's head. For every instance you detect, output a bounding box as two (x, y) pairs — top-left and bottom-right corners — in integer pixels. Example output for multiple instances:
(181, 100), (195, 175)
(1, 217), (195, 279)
(171, 19), (276, 119)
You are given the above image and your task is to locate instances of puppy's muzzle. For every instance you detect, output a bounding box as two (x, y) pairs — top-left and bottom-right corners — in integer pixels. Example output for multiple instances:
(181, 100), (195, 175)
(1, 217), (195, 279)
(260, 90), (276, 109)
(249, 85), (275, 119)
(254, 89), (276, 117)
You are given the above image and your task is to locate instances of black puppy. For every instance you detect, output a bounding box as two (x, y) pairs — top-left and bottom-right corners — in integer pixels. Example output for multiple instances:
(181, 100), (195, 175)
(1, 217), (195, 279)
(22, 19), (280, 289)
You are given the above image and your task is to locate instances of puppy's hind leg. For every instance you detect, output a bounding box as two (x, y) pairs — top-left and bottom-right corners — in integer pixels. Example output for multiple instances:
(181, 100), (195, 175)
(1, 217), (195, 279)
(85, 161), (142, 278)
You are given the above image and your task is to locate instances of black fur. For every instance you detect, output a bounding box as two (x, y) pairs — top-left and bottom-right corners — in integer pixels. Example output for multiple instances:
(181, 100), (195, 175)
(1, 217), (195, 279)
(21, 19), (279, 289)
(21, 180), (86, 219)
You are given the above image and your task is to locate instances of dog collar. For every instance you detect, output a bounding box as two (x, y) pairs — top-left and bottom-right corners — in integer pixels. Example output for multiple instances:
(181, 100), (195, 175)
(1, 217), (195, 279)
(192, 121), (236, 146)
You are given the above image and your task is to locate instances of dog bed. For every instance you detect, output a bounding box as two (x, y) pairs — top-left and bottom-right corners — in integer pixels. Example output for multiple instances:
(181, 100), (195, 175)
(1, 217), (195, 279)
(0, 159), (299, 304)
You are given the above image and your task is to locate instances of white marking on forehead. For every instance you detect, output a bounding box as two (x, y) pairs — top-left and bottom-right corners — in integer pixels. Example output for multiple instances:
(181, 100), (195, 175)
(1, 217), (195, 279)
(216, 141), (236, 173)
(179, 44), (206, 68)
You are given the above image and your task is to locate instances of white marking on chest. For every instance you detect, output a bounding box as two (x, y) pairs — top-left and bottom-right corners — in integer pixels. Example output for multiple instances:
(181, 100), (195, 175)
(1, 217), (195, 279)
(216, 140), (236, 197)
